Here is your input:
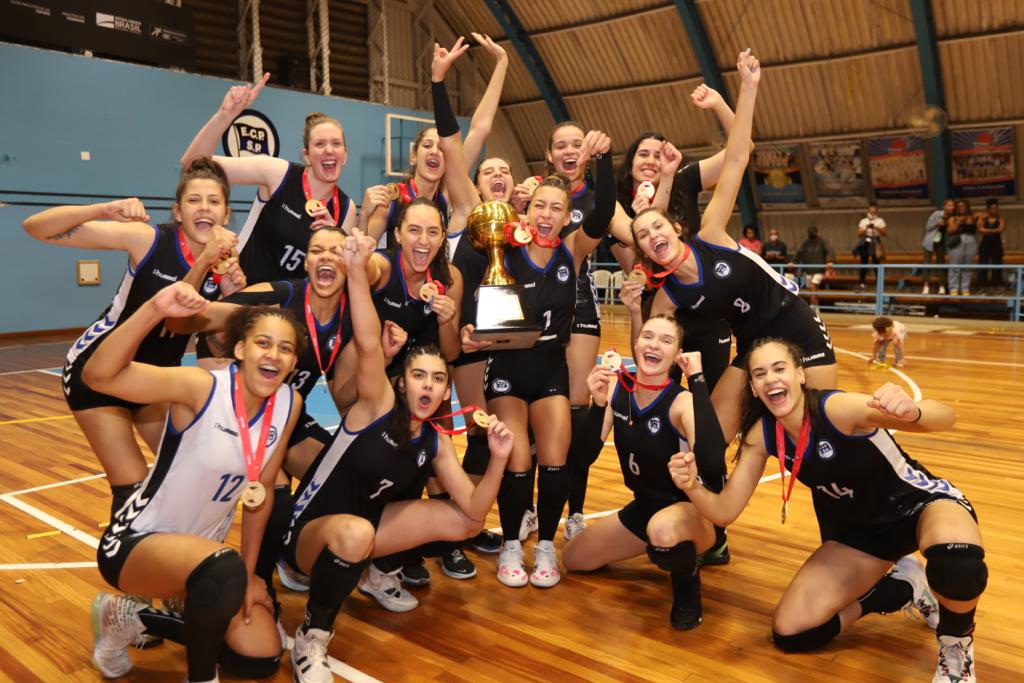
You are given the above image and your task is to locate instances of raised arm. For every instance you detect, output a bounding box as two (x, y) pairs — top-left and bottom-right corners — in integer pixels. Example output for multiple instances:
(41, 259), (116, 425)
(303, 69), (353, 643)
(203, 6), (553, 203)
(23, 199), (156, 265)
(698, 51), (760, 247)
(825, 385), (956, 434)
(82, 282), (214, 413)
(431, 38), (481, 225)
(690, 84), (753, 190)
(568, 132), (615, 264)
(461, 33), (508, 167)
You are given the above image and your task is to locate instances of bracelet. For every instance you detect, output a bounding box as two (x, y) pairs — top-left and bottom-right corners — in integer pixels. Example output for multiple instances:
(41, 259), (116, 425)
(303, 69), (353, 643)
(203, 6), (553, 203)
(912, 405), (923, 423)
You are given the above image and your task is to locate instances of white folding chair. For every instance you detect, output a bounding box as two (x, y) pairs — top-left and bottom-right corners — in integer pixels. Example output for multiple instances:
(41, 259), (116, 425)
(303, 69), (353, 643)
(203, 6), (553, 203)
(591, 269), (612, 303)
(608, 270), (626, 304)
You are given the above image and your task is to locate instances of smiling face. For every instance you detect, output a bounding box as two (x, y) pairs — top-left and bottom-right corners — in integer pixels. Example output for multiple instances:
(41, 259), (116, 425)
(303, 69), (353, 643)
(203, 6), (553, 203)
(634, 316), (681, 377)
(412, 128), (445, 182)
(476, 157), (514, 201)
(631, 138), (663, 186)
(747, 341), (807, 420)
(527, 185), (571, 242)
(631, 210), (683, 267)
(304, 229), (346, 298)
(402, 352), (450, 423)
(173, 178), (230, 246)
(547, 124), (585, 182)
(396, 203), (444, 274)
(233, 314), (299, 398)
(303, 122), (347, 184)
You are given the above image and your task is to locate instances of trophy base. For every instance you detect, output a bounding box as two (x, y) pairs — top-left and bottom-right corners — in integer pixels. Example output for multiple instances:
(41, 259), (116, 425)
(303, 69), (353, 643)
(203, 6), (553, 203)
(471, 285), (542, 351)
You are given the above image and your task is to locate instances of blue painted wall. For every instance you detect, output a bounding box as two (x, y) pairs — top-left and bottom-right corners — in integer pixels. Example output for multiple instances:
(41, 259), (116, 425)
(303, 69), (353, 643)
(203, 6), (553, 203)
(0, 42), (450, 334)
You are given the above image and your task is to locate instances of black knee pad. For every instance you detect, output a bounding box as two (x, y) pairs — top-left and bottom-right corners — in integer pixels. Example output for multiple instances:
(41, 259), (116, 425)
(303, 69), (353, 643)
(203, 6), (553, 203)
(220, 644), (281, 678)
(185, 547), (247, 619)
(462, 433), (491, 476)
(772, 614), (841, 653)
(647, 541), (697, 576)
(923, 543), (988, 601)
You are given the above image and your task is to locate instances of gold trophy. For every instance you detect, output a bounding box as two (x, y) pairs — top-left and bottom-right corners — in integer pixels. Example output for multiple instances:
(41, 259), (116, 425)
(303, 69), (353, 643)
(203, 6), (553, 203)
(466, 200), (542, 350)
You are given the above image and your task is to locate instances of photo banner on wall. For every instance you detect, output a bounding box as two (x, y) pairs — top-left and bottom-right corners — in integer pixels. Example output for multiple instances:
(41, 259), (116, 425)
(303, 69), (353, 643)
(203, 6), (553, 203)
(951, 127), (1015, 198)
(809, 140), (866, 206)
(751, 145), (806, 205)
(867, 135), (929, 200)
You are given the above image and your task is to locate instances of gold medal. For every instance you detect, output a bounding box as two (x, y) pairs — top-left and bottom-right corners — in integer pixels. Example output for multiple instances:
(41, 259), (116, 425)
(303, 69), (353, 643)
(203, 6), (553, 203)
(637, 180), (656, 201)
(601, 350), (622, 372)
(419, 282), (439, 302)
(627, 269), (647, 286)
(513, 224), (533, 244)
(387, 183), (400, 201)
(242, 481), (266, 510)
(212, 248), (239, 275)
(305, 198), (325, 217)
(522, 176), (541, 194)
(472, 409), (492, 429)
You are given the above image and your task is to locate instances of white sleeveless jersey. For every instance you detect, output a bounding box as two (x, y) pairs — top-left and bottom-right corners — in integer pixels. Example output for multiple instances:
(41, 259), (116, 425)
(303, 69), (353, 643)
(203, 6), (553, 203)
(116, 365), (294, 542)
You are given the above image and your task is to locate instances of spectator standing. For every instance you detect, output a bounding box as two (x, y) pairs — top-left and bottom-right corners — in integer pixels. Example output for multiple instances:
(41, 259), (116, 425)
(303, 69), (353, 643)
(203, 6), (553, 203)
(793, 226), (835, 310)
(977, 198), (1005, 291)
(855, 203), (887, 288)
(947, 199), (978, 296)
(921, 199), (952, 294)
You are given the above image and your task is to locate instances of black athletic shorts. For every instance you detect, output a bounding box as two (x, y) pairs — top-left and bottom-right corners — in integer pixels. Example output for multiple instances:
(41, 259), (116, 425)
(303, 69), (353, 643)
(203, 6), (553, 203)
(96, 526), (157, 589)
(572, 270), (601, 337)
(617, 495), (687, 543)
(63, 341), (143, 412)
(733, 299), (836, 369)
(677, 317), (732, 391)
(452, 349), (489, 369)
(484, 346), (569, 403)
(817, 494), (977, 562)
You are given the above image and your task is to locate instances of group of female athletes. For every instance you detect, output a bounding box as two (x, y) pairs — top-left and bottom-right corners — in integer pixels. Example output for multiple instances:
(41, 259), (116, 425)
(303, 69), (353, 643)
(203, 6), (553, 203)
(22, 39), (985, 683)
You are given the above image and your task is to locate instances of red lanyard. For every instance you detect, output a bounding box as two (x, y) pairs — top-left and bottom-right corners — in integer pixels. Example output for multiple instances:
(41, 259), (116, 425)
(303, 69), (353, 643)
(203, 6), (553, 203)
(775, 412), (811, 525)
(304, 282), (345, 377)
(399, 252), (444, 300)
(426, 405), (483, 435)
(302, 168), (340, 225)
(178, 227), (221, 285)
(640, 242), (691, 289)
(616, 367), (671, 393)
(232, 366), (277, 485)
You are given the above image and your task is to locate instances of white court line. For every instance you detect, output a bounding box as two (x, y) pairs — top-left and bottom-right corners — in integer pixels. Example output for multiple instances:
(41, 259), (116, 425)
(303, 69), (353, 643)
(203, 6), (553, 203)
(0, 561), (97, 571)
(285, 637), (383, 683)
(904, 354), (1024, 369)
(5, 472), (108, 497)
(0, 493), (99, 549)
(834, 346), (922, 401)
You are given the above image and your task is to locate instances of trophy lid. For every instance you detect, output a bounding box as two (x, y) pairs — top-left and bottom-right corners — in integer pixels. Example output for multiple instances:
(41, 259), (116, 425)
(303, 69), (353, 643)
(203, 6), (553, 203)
(467, 201), (518, 250)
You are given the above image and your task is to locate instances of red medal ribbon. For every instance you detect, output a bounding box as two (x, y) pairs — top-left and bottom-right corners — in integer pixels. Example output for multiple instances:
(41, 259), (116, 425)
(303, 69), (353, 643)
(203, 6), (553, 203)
(399, 252), (444, 301)
(569, 179), (587, 200)
(426, 404), (484, 435)
(775, 412), (812, 525)
(177, 226), (221, 285)
(641, 242), (691, 289)
(616, 367), (671, 393)
(304, 281), (345, 377)
(232, 366), (277, 486)
(302, 168), (341, 225)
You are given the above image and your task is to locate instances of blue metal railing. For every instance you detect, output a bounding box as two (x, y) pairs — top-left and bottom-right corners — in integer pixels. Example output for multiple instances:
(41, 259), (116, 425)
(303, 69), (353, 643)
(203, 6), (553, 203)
(588, 262), (1024, 322)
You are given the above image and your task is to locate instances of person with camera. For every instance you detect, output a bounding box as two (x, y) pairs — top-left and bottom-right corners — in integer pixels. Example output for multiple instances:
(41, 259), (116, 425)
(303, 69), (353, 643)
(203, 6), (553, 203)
(854, 204), (887, 288)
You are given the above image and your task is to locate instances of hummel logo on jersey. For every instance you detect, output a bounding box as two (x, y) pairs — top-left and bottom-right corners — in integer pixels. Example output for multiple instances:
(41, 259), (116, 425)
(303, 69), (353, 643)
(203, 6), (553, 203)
(381, 298), (402, 309)
(214, 422), (239, 437)
(281, 203), (303, 220)
(690, 295), (706, 310)
(612, 410), (629, 421)
(380, 431), (398, 448)
(151, 269), (178, 282)
(713, 261), (731, 278)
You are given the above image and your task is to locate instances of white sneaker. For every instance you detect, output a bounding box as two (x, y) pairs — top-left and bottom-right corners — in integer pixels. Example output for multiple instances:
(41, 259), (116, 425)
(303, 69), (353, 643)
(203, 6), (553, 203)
(530, 540), (561, 588)
(938, 285), (946, 295)
(892, 555), (939, 628)
(933, 634), (975, 683)
(497, 540), (529, 587)
(291, 627), (334, 683)
(90, 593), (145, 678)
(922, 283), (931, 294)
(563, 512), (586, 541)
(519, 507), (538, 542)
(277, 559), (311, 592)
(357, 564), (418, 612)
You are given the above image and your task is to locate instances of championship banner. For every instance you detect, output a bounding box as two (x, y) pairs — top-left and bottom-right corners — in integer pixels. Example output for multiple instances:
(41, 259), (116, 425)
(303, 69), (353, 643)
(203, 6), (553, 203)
(867, 135), (928, 200)
(751, 145), (805, 205)
(951, 127), (1015, 198)
(809, 141), (865, 206)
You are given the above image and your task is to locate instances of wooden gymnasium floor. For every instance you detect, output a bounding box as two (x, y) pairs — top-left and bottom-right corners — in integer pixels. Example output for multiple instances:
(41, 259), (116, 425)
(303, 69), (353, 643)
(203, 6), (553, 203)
(1, 309), (1022, 682)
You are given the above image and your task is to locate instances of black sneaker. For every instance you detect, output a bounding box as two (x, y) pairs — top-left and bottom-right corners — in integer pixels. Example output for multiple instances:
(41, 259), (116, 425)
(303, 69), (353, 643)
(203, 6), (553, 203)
(470, 530), (502, 554)
(670, 570), (703, 631)
(440, 548), (477, 579)
(698, 541), (731, 567)
(400, 558), (431, 587)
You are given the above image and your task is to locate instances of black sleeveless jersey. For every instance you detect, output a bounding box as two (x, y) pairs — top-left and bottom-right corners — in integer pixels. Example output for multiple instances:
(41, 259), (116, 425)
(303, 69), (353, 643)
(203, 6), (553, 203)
(762, 391), (968, 529)
(65, 225), (220, 371)
(954, 213), (976, 235)
(237, 162), (352, 284)
(383, 178), (450, 249)
(661, 237), (801, 341)
(449, 228), (487, 328)
(220, 279), (352, 398)
(502, 242), (577, 349)
(981, 216), (1000, 242)
(290, 411), (439, 526)
(610, 381), (690, 504)
(372, 248), (441, 364)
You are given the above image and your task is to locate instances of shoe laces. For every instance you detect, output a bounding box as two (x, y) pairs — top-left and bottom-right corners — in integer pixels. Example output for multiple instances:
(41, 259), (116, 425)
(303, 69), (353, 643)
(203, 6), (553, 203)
(449, 548), (467, 564)
(380, 570), (404, 597)
(110, 596), (143, 640)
